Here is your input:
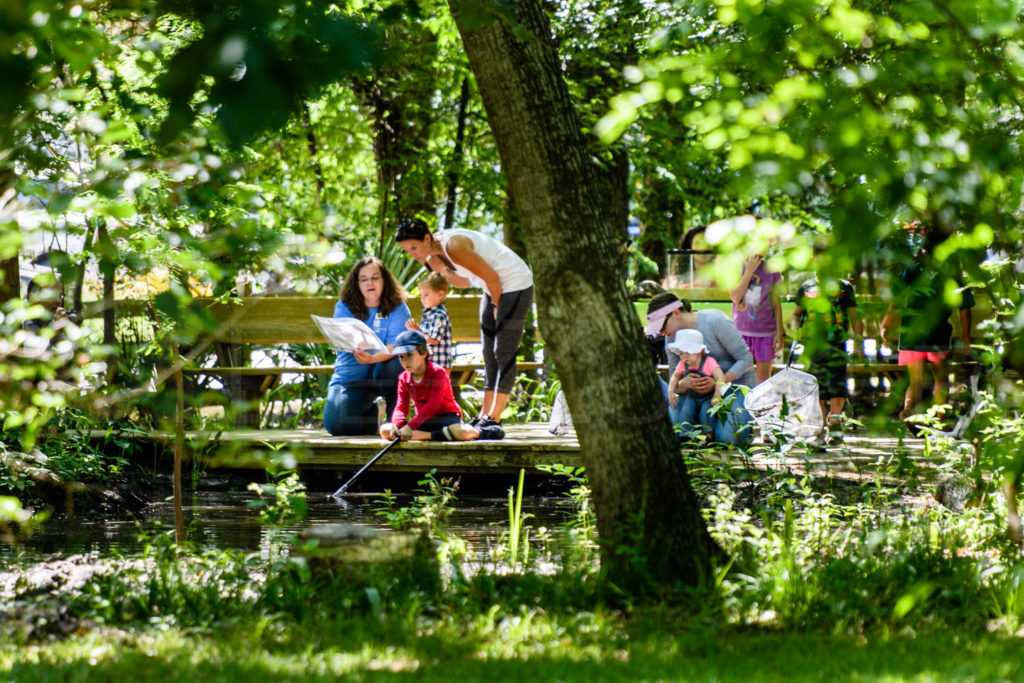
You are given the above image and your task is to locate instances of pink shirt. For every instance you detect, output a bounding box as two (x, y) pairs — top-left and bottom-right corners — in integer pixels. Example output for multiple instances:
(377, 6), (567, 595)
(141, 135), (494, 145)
(674, 354), (721, 379)
(733, 263), (781, 337)
(391, 360), (462, 430)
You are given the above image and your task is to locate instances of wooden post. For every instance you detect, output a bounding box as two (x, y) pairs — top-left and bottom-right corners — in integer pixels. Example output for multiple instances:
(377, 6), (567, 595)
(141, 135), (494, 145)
(173, 342), (185, 544)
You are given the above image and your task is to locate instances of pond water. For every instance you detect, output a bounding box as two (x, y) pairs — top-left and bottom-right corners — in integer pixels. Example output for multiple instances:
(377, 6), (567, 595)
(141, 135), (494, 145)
(2, 486), (583, 564)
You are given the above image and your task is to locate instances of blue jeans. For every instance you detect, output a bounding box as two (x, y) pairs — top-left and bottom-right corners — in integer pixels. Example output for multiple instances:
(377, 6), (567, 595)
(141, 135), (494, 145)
(672, 392), (714, 438)
(663, 379), (753, 447)
(323, 357), (403, 436)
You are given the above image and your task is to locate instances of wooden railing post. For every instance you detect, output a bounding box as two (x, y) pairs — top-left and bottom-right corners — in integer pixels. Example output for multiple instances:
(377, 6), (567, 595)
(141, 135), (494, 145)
(173, 342), (185, 544)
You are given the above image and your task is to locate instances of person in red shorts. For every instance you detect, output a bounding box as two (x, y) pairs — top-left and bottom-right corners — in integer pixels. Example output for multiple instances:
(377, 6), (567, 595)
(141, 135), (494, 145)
(881, 225), (973, 421)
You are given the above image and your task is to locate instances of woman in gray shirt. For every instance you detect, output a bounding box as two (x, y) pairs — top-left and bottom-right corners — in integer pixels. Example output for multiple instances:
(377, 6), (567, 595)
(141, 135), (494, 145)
(645, 292), (756, 446)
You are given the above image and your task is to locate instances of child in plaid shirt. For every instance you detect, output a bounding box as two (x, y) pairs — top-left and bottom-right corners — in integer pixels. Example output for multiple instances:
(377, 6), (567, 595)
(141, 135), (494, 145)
(406, 271), (453, 373)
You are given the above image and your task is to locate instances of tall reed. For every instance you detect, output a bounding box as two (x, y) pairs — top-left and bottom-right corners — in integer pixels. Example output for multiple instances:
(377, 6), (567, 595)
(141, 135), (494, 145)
(508, 468), (526, 568)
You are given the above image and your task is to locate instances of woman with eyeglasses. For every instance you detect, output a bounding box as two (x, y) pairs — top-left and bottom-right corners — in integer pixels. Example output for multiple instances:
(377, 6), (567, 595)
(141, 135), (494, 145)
(323, 256), (412, 436)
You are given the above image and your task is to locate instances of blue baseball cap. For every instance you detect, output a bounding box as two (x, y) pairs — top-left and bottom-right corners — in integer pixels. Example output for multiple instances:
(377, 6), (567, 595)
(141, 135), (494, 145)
(391, 329), (428, 355)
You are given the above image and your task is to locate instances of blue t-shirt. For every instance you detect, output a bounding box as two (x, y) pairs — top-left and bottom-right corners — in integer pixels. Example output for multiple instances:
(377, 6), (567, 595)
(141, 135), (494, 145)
(329, 299), (411, 386)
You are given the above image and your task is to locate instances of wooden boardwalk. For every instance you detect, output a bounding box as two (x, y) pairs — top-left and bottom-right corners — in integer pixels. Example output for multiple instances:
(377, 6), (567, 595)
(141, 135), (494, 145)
(702, 434), (933, 484)
(115, 423), (582, 474)
(97, 423), (938, 482)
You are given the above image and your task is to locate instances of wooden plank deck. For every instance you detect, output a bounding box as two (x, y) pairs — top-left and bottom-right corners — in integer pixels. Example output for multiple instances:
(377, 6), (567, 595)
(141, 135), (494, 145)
(108, 423), (583, 473)
(96, 423), (937, 482)
(699, 434), (933, 485)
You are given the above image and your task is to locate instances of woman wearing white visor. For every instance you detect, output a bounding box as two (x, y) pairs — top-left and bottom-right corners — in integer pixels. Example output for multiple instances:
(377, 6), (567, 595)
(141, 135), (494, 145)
(644, 292), (756, 447)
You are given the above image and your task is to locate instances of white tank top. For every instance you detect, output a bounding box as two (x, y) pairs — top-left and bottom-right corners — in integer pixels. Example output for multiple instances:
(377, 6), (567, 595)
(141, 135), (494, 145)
(437, 228), (533, 298)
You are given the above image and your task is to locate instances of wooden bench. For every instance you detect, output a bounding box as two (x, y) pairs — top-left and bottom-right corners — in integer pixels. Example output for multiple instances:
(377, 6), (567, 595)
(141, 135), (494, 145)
(179, 294), (543, 425)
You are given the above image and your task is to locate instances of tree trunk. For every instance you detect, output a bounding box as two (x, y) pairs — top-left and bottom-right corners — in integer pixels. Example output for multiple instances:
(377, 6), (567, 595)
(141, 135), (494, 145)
(352, 74), (436, 222)
(0, 173), (19, 302)
(352, 24), (441, 225)
(449, 0), (722, 589)
(301, 102), (325, 205)
(444, 77), (472, 231)
(96, 221), (118, 384)
(595, 148), (631, 243)
(0, 255), (18, 302)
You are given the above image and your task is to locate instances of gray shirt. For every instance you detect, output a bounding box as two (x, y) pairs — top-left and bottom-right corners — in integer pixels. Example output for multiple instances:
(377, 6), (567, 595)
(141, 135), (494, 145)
(667, 309), (758, 388)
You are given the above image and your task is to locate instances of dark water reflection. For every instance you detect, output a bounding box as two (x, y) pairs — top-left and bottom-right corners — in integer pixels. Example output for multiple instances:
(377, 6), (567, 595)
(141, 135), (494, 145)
(2, 489), (580, 563)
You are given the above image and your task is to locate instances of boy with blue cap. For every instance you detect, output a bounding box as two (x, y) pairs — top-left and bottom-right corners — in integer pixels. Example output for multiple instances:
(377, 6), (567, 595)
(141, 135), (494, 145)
(379, 330), (504, 442)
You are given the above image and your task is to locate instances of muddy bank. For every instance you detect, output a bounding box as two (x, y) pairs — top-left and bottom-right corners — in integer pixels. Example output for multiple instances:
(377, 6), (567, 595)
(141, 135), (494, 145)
(0, 554), (110, 641)
(0, 448), (156, 517)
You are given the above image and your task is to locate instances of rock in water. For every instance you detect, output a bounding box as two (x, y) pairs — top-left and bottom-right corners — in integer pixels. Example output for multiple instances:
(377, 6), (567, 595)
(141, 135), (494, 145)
(934, 474), (978, 512)
(295, 524), (439, 589)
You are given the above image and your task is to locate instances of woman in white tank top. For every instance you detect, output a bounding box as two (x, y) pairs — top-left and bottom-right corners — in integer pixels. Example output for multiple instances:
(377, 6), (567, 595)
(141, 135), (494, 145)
(396, 219), (534, 427)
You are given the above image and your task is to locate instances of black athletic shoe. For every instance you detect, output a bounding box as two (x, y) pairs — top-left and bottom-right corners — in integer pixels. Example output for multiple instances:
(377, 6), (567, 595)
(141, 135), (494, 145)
(477, 424), (505, 440)
(477, 415), (501, 429)
(468, 414), (485, 428)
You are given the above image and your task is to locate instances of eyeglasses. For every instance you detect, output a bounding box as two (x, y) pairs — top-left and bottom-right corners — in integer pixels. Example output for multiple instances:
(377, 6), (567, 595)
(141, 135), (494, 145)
(358, 275), (383, 284)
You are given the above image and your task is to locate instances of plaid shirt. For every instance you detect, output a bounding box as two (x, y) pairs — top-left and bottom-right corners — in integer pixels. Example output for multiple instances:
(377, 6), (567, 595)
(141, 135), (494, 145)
(420, 303), (453, 370)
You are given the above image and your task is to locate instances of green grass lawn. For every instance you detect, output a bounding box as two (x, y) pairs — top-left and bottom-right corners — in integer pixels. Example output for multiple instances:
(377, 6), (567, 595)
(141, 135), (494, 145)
(4, 616), (1020, 681)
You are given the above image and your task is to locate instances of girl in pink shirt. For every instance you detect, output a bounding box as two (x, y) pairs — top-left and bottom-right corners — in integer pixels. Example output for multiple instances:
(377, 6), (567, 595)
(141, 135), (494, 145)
(730, 253), (784, 384)
(666, 329), (727, 439)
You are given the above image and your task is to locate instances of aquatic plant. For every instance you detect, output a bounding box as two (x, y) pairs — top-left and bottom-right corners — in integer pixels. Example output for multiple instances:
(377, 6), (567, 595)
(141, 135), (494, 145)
(247, 471), (308, 528)
(505, 468), (530, 569)
(703, 480), (1024, 634)
(374, 470), (458, 535)
(536, 464), (597, 570)
(0, 407), (133, 508)
(247, 470), (308, 563)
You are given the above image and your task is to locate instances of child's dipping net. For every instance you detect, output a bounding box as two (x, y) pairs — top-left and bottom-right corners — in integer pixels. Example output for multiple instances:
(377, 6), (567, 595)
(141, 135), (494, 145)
(744, 367), (823, 449)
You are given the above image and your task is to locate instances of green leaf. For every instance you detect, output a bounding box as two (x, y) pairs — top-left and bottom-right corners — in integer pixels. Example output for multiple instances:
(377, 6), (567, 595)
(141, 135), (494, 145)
(100, 202), (137, 219)
(153, 290), (183, 320)
(48, 193), (73, 215)
(893, 581), (941, 619)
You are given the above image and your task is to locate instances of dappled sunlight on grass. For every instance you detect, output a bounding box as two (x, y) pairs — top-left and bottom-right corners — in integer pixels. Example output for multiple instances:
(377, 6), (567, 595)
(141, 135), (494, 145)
(3, 618), (1023, 681)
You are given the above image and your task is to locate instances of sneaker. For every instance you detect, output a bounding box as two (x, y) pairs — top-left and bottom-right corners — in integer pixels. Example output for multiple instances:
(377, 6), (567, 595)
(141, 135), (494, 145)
(467, 414), (486, 428)
(477, 415), (501, 429)
(477, 424), (505, 440)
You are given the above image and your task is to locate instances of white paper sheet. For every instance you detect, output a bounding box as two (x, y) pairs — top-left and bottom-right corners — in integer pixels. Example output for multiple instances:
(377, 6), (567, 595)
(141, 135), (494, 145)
(311, 315), (386, 353)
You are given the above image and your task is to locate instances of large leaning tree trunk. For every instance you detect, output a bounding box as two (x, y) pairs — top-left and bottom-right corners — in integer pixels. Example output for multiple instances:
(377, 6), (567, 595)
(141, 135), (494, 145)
(449, 0), (723, 589)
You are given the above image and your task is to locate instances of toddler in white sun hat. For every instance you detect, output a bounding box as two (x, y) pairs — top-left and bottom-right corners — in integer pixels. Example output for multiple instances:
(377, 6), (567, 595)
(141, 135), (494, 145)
(666, 328), (728, 437)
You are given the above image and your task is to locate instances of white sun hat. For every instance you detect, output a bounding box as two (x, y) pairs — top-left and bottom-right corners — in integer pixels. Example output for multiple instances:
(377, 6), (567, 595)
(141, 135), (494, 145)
(667, 328), (707, 355)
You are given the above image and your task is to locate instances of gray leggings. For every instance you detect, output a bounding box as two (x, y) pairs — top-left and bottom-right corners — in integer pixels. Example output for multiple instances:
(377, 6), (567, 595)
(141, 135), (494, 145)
(480, 286), (533, 394)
